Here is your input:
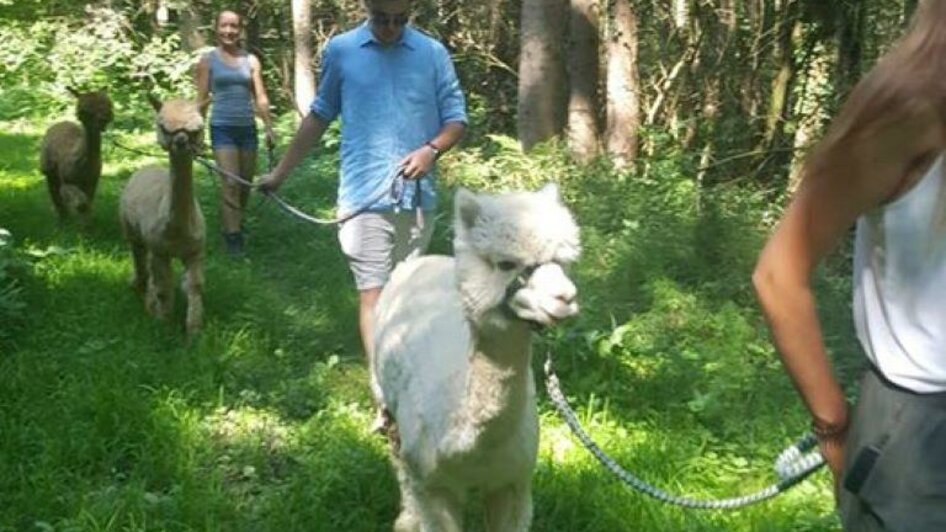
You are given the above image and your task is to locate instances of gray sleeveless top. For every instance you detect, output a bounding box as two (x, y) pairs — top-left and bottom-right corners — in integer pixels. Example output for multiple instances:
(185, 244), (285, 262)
(208, 49), (255, 127)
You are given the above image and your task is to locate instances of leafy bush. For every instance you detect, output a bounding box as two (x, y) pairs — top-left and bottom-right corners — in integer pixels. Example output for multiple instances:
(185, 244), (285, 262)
(0, 228), (27, 349)
(0, 7), (196, 122)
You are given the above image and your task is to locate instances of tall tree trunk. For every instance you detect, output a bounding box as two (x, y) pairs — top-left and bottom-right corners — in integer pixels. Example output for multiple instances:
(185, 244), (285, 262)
(788, 37), (832, 192)
(673, 0), (689, 29)
(566, 0), (602, 161)
(518, 0), (568, 150)
(761, 0), (800, 151)
(903, 0), (919, 26)
(292, 0), (315, 116)
(836, 1), (865, 100)
(178, 6), (206, 52)
(605, 0), (640, 167)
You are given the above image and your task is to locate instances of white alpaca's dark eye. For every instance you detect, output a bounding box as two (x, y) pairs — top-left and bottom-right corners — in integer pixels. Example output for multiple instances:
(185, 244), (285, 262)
(497, 260), (518, 272)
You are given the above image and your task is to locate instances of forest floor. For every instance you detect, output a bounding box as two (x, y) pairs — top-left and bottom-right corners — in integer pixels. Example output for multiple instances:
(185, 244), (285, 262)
(0, 115), (855, 531)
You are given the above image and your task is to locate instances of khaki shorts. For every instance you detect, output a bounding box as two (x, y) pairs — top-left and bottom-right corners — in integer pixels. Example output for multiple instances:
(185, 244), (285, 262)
(337, 210), (434, 291)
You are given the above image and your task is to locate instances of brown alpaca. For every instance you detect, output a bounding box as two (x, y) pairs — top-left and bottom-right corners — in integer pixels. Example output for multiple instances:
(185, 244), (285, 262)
(120, 97), (206, 337)
(39, 88), (114, 221)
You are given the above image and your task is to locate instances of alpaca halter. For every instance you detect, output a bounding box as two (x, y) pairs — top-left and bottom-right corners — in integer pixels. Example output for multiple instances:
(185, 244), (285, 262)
(501, 263), (544, 326)
(158, 125), (204, 153)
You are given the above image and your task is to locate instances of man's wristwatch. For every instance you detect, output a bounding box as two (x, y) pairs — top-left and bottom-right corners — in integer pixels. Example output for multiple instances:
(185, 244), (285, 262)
(425, 141), (442, 158)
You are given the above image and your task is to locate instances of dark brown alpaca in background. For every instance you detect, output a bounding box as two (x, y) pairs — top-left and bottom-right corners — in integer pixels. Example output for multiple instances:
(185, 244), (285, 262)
(39, 88), (114, 221)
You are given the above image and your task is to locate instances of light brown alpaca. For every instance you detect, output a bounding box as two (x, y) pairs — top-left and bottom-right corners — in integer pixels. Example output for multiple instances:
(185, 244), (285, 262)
(39, 88), (114, 221)
(120, 97), (206, 336)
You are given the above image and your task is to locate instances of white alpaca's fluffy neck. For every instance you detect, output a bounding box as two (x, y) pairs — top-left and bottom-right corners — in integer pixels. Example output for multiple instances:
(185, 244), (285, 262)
(168, 152), (196, 231)
(447, 312), (534, 452)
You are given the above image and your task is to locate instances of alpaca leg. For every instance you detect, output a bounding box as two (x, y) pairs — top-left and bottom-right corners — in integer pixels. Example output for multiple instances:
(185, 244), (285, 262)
(181, 253), (204, 336)
(128, 239), (148, 295)
(43, 172), (67, 219)
(392, 458), (422, 532)
(415, 487), (463, 532)
(146, 253), (174, 320)
(484, 483), (532, 532)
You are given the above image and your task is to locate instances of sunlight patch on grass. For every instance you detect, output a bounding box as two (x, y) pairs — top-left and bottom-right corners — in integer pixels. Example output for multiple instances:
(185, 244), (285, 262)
(216, 326), (267, 361)
(0, 173), (38, 188)
(32, 246), (126, 287)
(203, 406), (296, 452)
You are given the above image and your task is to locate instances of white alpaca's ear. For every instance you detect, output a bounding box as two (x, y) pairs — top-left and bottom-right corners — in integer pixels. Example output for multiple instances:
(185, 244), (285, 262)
(538, 183), (560, 202)
(455, 187), (481, 232)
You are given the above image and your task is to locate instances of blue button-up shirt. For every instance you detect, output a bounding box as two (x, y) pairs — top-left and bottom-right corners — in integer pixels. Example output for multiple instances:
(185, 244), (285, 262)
(311, 23), (468, 215)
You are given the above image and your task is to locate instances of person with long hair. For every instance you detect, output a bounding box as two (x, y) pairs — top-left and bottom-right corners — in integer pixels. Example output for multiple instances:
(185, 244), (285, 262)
(195, 9), (275, 257)
(753, 2), (946, 529)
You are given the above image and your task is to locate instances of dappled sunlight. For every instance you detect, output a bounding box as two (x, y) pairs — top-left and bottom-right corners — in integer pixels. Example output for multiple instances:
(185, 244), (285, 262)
(201, 405), (297, 470)
(0, 174), (38, 190)
(30, 246), (126, 287)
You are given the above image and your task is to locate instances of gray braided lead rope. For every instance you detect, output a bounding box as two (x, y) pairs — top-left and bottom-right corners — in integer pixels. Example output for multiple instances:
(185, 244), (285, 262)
(195, 156), (407, 227)
(543, 354), (826, 509)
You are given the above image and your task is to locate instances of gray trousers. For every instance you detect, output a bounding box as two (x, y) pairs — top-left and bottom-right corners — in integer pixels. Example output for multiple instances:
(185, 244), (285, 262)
(839, 369), (946, 531)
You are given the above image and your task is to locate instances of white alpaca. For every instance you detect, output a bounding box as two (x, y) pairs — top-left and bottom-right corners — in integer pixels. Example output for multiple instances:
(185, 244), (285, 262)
(119, 97), (206, 337)
(373, 184), (581, 531)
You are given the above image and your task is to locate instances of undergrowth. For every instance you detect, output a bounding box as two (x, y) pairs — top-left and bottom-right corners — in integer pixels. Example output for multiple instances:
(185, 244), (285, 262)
(0, 112), (859, 531)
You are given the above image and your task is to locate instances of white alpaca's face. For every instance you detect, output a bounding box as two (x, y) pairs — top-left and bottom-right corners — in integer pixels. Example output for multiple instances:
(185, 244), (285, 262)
(151, 99), (205, 154)
(454, 184), (581, 327)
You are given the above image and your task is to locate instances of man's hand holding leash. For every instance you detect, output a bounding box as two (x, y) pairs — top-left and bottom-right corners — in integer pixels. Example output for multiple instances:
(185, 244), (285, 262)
(398, 141), (440, 180)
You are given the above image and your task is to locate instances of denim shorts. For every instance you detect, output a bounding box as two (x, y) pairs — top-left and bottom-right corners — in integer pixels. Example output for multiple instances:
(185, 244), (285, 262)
(210, 124), (258, 150)
(337, 211), (434, 290)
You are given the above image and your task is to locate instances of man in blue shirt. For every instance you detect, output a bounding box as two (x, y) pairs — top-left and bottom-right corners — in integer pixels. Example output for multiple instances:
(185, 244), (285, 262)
(259, 0), (467, 367)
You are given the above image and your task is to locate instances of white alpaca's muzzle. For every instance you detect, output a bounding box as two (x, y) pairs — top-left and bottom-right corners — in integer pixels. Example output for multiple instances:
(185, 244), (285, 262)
(506, 263), (578, 327)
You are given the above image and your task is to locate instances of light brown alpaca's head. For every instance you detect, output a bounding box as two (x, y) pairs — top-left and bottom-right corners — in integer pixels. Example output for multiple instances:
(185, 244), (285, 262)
(147, 96), (204, 155)
(67, 87), (113, 132)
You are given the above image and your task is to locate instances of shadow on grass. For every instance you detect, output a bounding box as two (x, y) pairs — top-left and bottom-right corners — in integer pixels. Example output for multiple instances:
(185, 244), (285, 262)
(0, 129), (850, 530)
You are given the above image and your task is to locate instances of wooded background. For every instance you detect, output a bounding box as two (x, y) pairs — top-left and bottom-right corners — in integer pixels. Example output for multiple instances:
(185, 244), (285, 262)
(0, 2), (920, 529)
(0, 0), (920, 187)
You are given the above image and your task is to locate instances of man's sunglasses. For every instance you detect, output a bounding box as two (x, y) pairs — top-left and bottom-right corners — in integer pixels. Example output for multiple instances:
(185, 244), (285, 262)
(371, 11), (410, 28)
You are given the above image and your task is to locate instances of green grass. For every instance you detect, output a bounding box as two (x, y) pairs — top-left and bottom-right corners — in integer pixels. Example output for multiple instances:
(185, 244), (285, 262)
(0, 118), (859, 531)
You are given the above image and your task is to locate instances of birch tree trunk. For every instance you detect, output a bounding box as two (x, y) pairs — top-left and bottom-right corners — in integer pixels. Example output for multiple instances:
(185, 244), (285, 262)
(518, 0), (568, 151)
(605, 0), (640, 167)
(566, 0), (601, 161)
(178, 6), (206, 52)
(292, 0), (316, 116)
(761, 0), (801, 151)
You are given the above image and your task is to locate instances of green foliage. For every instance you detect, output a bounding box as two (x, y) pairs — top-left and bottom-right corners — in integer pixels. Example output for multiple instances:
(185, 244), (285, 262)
(0, 107), (854, 531)
(0, 227), (27, 350)
(0, 7), (195, 122)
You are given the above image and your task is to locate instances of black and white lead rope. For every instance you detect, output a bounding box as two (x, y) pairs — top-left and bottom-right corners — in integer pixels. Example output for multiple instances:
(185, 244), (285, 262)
(543, 353), (826, 509)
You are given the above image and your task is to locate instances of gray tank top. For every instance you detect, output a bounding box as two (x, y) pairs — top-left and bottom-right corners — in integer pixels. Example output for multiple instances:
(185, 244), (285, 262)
(208, 49), (255, 127)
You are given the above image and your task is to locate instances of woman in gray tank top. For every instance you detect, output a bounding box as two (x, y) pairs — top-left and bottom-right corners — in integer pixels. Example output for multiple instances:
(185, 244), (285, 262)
(753, 2), (946, 530)
(195, 10), (275, 257)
